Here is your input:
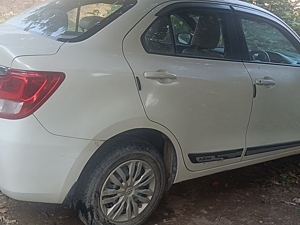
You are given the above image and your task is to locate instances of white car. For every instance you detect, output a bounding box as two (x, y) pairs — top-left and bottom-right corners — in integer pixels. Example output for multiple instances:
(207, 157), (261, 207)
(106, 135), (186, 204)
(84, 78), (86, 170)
(1, 0), (300, 224)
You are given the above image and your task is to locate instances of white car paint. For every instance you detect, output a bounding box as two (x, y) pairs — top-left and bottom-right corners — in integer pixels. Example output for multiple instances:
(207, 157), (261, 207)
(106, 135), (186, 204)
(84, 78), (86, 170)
(0, 23), (63, 66)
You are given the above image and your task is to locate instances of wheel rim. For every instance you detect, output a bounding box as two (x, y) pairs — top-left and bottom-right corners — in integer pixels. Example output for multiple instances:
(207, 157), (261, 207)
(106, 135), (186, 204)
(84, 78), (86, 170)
(100, 160), (156, 222)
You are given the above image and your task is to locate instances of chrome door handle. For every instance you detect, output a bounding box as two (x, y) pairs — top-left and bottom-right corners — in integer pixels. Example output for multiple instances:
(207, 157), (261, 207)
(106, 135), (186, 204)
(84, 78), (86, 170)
(255, 78), (276, 86)
(144, 70), (177, 80)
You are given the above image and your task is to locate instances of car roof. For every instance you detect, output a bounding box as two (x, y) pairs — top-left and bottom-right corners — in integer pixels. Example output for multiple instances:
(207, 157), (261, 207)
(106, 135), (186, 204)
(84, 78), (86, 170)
(139, 0), (273, 17)
(139, 0), (285, 28)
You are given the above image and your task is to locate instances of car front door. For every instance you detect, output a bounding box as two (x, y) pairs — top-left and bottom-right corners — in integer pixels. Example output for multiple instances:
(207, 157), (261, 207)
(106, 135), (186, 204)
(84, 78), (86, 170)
(123, 2), (253, 171)
(234, 8), (300, 159)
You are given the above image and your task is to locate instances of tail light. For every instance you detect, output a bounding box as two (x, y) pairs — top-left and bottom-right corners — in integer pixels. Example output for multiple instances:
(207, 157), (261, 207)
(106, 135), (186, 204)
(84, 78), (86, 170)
(0, 68), (65, 119)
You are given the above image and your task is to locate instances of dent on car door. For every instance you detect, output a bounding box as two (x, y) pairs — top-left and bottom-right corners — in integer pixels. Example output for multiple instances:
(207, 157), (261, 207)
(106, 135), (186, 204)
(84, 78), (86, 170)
(123, 3), (253, 171)
(236, 12), (300, 159)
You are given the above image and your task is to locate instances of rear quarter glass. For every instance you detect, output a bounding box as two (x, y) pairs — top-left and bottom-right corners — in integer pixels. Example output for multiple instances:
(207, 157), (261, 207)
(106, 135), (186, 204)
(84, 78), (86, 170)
(5, 0), (137, 42)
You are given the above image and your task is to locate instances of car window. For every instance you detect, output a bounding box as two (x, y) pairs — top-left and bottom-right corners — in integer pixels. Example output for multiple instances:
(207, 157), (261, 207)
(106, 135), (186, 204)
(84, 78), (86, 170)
(177, 12), (229, 59)
(5, 0), (136, 42)
(143, 16), (175, 54)
(142, 10), (231, 59)
(170, 15), (193, 45)
(67, 3), (122, 32)
(241, 18), (300, 65)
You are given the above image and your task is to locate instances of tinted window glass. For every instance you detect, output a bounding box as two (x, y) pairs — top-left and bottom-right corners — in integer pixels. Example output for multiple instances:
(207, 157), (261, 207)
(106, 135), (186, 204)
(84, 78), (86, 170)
(177, 12), (229, 59)
(143, 10), (231, 59)
(5, 0), (135, 42)
(170, 15), (193, 45)
(143, 16), (174, 54)
(241, 18), (300, 65)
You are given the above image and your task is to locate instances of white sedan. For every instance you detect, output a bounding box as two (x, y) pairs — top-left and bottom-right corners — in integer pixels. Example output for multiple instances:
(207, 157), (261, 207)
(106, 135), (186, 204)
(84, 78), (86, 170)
(1, 0), (300, 224)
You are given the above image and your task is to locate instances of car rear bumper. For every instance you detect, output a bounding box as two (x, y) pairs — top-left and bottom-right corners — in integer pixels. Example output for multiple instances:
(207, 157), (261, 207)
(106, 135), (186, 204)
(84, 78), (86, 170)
(0, 115), (92, 203)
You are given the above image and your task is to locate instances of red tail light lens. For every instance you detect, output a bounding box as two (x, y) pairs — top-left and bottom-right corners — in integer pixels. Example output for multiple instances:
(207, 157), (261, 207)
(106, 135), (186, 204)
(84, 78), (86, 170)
(0, 69), (65, 119)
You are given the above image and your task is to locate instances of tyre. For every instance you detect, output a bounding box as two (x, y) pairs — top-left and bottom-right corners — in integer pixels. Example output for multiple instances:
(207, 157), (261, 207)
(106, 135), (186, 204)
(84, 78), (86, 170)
(74, 138), (166, 225)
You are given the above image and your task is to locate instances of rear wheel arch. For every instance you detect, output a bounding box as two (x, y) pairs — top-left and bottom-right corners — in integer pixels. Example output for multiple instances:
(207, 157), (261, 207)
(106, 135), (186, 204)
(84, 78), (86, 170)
(62, 128), (178, 208)
(77, 128), (177, 193)
(116, 129), (178, 191)
(72, 131), (174, 224)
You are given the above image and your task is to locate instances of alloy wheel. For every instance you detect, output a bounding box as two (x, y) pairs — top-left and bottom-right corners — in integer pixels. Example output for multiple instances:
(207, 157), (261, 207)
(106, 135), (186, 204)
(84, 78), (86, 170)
(100, 160), (156, 222)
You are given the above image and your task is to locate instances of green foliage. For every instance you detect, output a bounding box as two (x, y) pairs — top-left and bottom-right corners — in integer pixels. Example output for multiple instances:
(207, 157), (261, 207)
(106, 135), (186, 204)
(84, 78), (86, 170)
(242, 0), (300, 35)
(242, 18), (298, 55)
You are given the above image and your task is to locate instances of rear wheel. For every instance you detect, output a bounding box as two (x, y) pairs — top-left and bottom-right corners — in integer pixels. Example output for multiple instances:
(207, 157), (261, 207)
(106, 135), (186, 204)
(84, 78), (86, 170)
(74, 139), (165, 225)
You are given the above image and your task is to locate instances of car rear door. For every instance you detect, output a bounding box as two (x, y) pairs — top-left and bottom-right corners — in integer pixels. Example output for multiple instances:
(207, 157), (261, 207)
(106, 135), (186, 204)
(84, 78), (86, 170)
(233, 7), (300, 159)
(123, 2), (253, 171)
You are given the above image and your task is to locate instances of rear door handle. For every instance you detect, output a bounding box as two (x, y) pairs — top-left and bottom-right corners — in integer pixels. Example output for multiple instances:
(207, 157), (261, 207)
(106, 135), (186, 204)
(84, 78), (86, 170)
(144, 70), (177, 80)
(255, 78), (276, 86)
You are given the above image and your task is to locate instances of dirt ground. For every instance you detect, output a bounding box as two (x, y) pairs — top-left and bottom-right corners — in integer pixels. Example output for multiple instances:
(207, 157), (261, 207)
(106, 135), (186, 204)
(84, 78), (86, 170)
(1, 155), (300, 225)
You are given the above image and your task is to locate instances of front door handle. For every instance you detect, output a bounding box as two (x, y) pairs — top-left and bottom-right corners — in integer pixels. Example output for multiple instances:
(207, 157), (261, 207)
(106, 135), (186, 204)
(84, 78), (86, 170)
(255, 78), (276, 86)
(144, 70), (177, 80)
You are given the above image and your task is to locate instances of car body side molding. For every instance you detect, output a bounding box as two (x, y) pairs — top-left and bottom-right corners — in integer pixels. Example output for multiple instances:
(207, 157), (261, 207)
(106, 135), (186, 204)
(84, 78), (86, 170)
(189, 140), (300, 164)
(246, 140), (300, 156)
(188, 149), (243, 164)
